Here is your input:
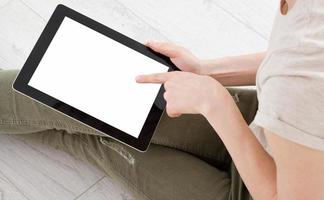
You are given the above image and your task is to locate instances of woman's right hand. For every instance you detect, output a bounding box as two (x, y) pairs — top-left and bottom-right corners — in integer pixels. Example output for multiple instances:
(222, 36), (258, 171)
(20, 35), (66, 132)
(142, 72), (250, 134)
(146, 41), (203, 74)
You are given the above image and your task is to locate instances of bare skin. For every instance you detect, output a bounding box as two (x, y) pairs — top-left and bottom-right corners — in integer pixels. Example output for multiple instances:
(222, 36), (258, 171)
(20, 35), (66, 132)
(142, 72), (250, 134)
(136, 41), (324, 200)
(145, 41), (265, 86)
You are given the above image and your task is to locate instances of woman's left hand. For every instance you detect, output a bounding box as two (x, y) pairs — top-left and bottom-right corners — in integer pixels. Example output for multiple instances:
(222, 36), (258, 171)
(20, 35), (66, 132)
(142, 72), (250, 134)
(136, 71), (230, 118)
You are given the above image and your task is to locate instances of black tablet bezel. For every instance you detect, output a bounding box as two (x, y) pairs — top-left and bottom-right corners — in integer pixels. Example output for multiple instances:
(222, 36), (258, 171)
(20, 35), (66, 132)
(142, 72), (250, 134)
(13, 4), (178, 152)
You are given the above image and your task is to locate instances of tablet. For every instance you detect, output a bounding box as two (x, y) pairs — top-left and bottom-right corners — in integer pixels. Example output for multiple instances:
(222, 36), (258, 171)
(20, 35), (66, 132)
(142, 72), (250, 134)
(13, 4), (178, 152)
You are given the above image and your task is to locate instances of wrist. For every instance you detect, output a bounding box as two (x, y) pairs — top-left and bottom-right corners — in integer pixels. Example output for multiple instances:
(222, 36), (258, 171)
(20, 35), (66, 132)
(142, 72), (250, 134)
(199, 57), (229, 75)
(194, 59), (205, 75)
(199, 80), (232, 117)
(200, 79), (228, 117)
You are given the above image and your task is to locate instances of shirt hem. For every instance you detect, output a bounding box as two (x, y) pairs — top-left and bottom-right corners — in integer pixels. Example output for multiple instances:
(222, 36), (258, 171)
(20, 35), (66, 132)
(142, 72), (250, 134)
(254, 111), (324, 151)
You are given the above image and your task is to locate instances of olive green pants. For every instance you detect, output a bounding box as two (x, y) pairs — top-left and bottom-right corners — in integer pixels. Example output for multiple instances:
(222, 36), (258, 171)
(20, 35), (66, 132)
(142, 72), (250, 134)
(0, 69), (257, 200)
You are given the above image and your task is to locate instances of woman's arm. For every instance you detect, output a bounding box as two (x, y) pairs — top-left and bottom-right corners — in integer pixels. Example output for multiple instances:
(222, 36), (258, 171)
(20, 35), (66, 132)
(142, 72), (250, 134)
(203, 95), (278, 199)
(203, 92), (324, 200)
(145, 41), (266, 86)
(200, 52), (266, 86)
(140, 42), (324, 199)
(136, 71), (324, 199)
(136, 72), (277, 199)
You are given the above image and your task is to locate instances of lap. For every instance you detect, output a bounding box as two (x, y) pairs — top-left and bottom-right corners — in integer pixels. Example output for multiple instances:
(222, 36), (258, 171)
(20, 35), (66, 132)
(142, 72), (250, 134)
(0, 69), (254, 200)
(0, 69), (258, 169)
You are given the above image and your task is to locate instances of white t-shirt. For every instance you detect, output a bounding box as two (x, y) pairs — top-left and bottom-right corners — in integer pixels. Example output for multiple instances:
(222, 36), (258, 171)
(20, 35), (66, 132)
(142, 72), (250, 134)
(249, 0), (324, 153)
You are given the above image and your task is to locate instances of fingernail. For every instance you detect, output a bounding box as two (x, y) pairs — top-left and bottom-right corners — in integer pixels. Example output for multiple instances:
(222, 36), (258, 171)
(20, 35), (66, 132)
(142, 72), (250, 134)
(135, 75), (142, 82)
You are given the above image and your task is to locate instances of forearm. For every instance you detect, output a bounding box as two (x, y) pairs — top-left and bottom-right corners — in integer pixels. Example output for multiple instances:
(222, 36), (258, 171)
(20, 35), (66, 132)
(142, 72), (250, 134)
(200, 52), (266, 86)
(203, 93), (277, 200)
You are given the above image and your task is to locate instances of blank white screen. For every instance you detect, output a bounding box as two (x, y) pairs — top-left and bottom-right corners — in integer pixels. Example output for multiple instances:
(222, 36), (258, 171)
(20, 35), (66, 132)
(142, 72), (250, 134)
(28, 17), (168, 138)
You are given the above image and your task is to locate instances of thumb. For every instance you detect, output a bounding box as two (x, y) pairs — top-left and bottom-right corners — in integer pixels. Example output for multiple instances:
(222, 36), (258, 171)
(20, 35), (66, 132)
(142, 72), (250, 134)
(146, 41), (180, 58)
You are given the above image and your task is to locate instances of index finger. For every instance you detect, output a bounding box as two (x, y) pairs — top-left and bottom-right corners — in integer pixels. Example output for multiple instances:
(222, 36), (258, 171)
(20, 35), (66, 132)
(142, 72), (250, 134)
(135, 72), (175, 83)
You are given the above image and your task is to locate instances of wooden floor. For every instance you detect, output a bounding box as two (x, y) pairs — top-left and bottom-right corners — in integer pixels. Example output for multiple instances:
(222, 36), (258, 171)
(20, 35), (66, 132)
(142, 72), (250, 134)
(0, 0), (277, 199)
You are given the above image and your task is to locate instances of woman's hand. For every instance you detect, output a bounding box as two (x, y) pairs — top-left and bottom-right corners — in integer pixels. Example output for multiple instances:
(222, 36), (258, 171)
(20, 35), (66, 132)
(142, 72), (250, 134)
(136, 71), (230, 118)
(146, 42), (203, 74)
(146, 41), (267, 86)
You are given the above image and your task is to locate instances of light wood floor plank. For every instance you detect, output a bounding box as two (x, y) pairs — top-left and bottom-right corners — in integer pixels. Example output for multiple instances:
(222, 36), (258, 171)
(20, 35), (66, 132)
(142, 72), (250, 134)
(0, 55), (10, 69)
(76, 176), (138, 200)
(0, 170), (28, 200)
(21, 0), (168, 43)
(0, 0), (11, 8)
(0, 0), (45, 69)
(206, 0), (277, 39)
(116, 0), (270, 59)
(0, 134), (105, 200)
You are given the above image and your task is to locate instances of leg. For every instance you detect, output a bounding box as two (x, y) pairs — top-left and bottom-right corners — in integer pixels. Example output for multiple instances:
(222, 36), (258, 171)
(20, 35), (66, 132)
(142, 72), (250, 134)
(1, 70), (257, 164)
(0, 69), (228, 168)
(17, 129), (231, 200)
(0, 69), (104, 136)
(0, 69), (231, 200)
(0, 69), (257, 200)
